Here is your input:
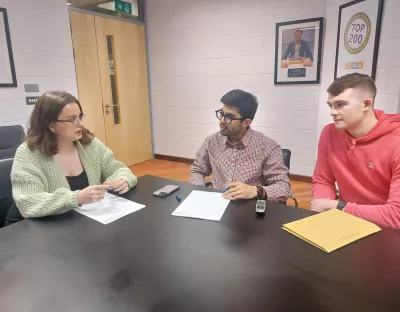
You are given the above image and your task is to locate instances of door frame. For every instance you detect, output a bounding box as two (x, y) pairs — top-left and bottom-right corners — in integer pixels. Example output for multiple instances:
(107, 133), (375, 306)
(68, 6), (143, 26)
(68, 3), (155, 158)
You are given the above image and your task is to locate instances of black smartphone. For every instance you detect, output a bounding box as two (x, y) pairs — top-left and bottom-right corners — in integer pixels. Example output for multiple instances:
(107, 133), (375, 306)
(153, 185), (180, 198)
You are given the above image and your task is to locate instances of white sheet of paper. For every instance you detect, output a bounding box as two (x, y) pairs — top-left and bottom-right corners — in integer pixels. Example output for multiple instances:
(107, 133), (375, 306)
(74, 193), (145, 225)
(171, 190), (230, 221)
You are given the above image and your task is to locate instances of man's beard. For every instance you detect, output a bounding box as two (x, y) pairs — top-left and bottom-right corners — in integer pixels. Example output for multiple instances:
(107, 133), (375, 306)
(220, 129), (229, 136)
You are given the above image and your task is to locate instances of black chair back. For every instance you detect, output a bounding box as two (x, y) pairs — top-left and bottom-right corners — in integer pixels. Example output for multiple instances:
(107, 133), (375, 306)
(0, 157), (14, 227)
(282, 149), (291, 171)
(0, 125), (25, 159)
(0, 157), (13, 199)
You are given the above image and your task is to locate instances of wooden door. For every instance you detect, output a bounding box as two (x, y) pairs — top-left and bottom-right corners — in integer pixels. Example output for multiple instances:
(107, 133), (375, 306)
(69, 12), (107, 143)
(69, 12), (152, 166)
(95, 16), (152, 166)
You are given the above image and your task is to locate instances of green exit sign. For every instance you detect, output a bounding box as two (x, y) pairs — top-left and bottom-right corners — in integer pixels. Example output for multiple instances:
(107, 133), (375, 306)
(115, 0), (132, 15)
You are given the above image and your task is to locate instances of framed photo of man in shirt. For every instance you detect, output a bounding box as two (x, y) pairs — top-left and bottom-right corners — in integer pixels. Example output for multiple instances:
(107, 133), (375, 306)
(274, 17), (324, 85)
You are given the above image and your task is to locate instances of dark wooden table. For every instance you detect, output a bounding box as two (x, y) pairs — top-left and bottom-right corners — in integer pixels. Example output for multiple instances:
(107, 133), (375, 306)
(1, 175), (400, 312)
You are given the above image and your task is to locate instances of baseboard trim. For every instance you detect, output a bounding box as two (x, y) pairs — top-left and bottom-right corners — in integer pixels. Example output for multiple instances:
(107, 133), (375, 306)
(289, 174), (312, 183)
(154, 154), (194, 164)
(154, 154), (312, 182)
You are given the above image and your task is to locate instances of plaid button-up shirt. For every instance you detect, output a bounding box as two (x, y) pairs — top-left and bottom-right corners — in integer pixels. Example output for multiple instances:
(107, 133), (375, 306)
(190, 128), (290, 202)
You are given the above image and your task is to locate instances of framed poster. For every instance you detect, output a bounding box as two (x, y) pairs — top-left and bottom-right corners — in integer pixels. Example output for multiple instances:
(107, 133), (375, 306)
(334, 0), (384, 80)
(274, 17), (324, 85)
(0, 7), (17, 87)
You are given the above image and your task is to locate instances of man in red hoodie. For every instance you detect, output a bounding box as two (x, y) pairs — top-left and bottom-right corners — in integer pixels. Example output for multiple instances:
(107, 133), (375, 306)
(311, 73), (400, 229)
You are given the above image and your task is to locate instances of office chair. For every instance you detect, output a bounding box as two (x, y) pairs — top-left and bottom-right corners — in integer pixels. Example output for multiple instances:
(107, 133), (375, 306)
(205, 149), (298, 207)
(281, 149), (291, 171)
(281, 149), (298, 207)
(0, 157), (14, 227)
(0, 125), (25, 159)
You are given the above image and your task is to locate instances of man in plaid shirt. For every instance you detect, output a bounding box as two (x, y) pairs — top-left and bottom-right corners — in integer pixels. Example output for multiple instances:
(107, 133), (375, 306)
(189, 89), (290, 203)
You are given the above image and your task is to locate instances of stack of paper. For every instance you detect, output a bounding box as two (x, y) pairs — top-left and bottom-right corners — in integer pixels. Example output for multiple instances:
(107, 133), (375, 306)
(282, 209), (381, 253)
(172, 190), (230, 221)
(74, 193), (145, 225)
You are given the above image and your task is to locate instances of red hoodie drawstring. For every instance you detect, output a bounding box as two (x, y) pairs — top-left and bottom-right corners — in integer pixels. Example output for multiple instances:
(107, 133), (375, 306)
(347, 139), (356, 155)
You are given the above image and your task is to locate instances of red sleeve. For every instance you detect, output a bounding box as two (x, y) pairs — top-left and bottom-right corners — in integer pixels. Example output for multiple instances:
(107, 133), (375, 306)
(344, 152), (400, 229)
(312, 126), (336, 200)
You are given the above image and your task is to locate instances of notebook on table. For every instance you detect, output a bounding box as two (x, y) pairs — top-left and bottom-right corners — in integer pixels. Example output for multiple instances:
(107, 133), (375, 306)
(282, 209), (381, 253)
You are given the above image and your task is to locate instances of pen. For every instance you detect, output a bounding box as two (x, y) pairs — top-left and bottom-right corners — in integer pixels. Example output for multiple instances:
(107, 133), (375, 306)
(176, 194), (181, 202)
(222, 187), (230, 192)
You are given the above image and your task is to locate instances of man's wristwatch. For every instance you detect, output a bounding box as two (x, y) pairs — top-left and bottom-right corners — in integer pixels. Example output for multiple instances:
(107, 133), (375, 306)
(256, 186), (267, 200)
(337, 201), (347, 211)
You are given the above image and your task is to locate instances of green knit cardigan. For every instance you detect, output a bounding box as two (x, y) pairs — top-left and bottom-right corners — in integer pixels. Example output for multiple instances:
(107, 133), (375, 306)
(11, 137), (137, 218)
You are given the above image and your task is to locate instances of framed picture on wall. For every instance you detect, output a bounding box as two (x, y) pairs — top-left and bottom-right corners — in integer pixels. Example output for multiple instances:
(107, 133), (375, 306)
(334, 0), (384, 80)
(0, 7), (17, 87)
(274, 17), (324, 85)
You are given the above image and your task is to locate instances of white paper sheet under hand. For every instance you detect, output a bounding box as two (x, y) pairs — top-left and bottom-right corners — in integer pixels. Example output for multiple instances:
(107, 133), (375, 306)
(74, 193), (145, 225)
(171, 190), (230, 221)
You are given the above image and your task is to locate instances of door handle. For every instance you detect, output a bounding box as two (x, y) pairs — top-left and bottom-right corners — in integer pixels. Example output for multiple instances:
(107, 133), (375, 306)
(105, 103), (118, 114)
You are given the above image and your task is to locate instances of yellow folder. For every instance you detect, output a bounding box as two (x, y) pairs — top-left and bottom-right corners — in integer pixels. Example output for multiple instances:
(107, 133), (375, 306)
(282, 209), (381, 253)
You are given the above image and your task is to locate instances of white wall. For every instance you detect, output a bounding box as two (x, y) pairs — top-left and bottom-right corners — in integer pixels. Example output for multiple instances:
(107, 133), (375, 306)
(0, 0), (77, 129)
(147, 0), (400, 177)
(146, 0), (326, 176)
(317, 0), (400, 138)
(0, 0), (396, 177)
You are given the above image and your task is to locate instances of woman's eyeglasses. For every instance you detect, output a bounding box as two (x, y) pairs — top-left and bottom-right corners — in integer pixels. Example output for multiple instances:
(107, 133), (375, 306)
(54, 114), (85, 126)
(215, 109), (245, 124)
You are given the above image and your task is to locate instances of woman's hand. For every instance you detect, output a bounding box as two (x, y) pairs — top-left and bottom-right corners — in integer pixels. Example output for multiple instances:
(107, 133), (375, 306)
(77, 185), (107, 205)
(104, 178), (130, 194)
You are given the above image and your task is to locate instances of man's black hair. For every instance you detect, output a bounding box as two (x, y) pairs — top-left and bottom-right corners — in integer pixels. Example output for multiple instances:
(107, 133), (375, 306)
(220, 89), (258, 120)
